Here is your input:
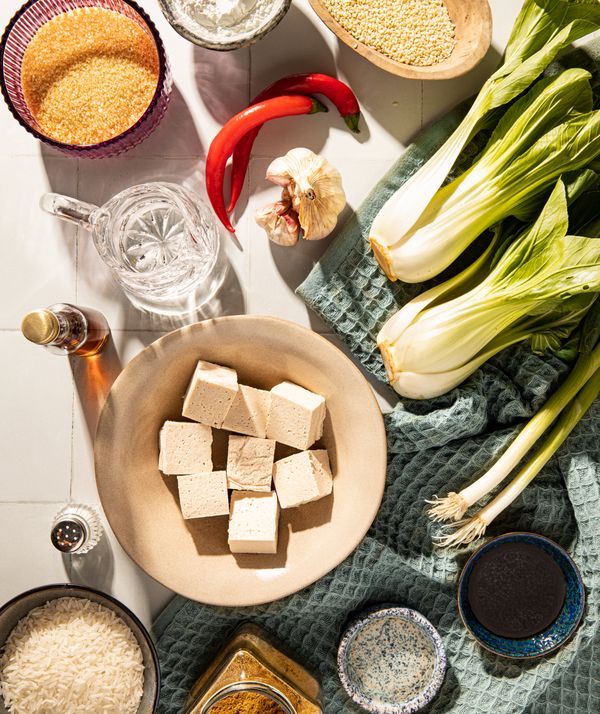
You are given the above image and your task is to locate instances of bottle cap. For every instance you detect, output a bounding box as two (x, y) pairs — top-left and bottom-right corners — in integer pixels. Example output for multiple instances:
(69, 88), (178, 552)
(21, 309), (60, 345)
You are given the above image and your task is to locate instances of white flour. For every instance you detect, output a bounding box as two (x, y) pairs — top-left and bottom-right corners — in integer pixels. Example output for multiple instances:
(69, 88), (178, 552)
(177, 0), (281, 39)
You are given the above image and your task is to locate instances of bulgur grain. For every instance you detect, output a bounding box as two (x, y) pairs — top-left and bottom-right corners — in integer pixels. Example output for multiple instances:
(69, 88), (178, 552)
(21, 8), (159, 145)
(323, 0), (456, 66)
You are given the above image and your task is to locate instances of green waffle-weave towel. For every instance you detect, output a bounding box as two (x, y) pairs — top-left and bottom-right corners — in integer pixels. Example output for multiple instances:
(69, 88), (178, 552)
(154, 43), (600, 714)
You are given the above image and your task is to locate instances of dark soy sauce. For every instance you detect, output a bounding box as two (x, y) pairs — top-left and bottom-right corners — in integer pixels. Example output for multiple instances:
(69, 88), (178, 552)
(467, 541), (566, 639)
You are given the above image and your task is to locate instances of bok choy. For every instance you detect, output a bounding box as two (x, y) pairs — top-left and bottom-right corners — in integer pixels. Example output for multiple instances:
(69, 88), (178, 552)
(372, 72), (600, 283)
(378, 180), (600, 399)
(369, 0), (600, 282)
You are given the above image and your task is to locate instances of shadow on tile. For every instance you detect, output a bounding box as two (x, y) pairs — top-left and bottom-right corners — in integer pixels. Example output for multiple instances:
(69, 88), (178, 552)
(268, 233), (334, 290)
(336, 38), (503, 146)
(251, 4), (336, 87)
(420, 43), (503, 128)
(69, 334), (122, 443)
(126, 83), (204, 160)
(263, 201), (355, 334)
(39, 150), (80, 260)
(336, 41), (422, 145)
(110, 258), (246, 331)
(194, 45), (251, 124)
(246, 5), (337, 149)
(67, 529), (115, 593)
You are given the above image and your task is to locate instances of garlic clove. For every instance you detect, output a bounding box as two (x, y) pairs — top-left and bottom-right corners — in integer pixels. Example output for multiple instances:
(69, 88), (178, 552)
(266, 147), (315, 188)
(265, 148), (346, 241)
(255, 198), (300, 246)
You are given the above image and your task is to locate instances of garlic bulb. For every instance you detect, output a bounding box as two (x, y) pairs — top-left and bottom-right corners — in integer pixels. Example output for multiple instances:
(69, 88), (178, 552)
(255, 191), (300, 246)
(265, 148), (346, 241)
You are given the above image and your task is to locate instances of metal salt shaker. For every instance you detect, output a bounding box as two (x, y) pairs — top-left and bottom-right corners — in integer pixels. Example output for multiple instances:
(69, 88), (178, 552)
(51, 504), (103, 554)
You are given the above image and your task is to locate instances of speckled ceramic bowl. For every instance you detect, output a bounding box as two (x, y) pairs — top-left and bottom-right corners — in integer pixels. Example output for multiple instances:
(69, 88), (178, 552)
(458, 532), (585, 659)
(158, 0), (291, 50)
(337, 606), (446, 714)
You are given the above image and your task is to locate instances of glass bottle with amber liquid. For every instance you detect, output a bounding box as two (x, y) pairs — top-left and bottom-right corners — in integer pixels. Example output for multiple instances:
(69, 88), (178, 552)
(21, 303), (110, 356)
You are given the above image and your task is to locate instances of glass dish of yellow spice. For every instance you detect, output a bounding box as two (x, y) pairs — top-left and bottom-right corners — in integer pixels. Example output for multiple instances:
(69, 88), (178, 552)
(0, 0), (172, 157)
(184, 624), (322, 714)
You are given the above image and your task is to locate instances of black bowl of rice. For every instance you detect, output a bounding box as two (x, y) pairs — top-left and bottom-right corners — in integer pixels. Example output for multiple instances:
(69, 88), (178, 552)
(0, 584), (159, 713)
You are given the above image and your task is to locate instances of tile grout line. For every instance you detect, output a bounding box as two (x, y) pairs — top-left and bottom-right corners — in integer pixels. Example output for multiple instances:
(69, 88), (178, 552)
(75, 158), (80, 303)
(0, 501), (68, 506)
(69, 385), (75, 502)
(69, 158), (81, 502)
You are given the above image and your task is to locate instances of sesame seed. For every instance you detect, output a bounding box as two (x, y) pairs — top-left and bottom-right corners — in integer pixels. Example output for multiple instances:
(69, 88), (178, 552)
(21, 8), (159, 146)
(323, 0), (456, 66)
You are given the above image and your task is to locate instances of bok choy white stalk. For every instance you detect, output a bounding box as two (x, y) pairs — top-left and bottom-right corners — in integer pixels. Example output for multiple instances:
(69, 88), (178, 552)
(435, 349), (600, 547)
(379, 168), (599, 360)
(378, 180), (600, 398)
(369, 0), (600, 282)
(372, 71), (597, 283)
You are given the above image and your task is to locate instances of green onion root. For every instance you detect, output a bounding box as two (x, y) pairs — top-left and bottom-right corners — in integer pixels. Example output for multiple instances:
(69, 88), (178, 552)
(427, 492), (468, 521)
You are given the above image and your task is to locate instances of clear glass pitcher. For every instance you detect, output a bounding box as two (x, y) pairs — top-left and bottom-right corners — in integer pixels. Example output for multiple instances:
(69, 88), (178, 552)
(41, 182), (226, 316)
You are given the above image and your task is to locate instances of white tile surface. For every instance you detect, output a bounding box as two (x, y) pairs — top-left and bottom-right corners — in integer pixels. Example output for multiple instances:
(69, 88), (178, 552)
(0, 332), (72, 501)
(0, 0), (524, 628)
(0, 155), (77, 330)
(0, 503), (171, 630)
(0, 504), (69, 604)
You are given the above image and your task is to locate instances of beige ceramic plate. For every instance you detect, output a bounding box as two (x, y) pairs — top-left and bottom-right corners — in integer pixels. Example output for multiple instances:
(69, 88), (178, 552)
(95, 316), (387, 606)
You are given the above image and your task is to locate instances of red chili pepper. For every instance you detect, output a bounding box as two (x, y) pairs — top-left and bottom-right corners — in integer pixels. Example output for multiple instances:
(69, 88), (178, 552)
(226, 73), (360, 213)
(206, 95), (327, 233)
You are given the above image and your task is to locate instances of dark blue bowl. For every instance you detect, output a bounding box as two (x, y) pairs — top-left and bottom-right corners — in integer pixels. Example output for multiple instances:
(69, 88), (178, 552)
(457, 532), (585, 659)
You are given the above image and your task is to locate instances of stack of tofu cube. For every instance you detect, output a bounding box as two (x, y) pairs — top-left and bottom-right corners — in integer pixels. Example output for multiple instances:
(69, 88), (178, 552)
(158, 360), (332, 555)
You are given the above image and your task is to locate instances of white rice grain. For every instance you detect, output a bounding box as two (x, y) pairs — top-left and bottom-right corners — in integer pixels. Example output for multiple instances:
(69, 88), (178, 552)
(0, 597), (145, 714)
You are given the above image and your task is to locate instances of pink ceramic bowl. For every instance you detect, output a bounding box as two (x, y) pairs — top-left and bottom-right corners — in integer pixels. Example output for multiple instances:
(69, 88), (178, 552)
(0, 0), (172, 158)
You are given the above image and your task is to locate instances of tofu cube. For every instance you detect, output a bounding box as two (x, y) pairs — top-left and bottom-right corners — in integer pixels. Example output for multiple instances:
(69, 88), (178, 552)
(226, 435), (276, 491)
(177, 471), (229, 519)
(158, 421), (213, 475)
(273, 450), (333, 509)
(182, 360), (239, 428)
(222, 385), (271, 438)
(228, 491), (279, 554)
(266, 382), (326, 450)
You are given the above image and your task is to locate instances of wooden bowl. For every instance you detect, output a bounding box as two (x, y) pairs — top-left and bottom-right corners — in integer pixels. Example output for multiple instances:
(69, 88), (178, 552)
(309, 0), (492, 80)
(95, 316), (387, 606)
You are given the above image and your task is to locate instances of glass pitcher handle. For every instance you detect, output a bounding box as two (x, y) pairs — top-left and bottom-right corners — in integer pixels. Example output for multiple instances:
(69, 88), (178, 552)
(40, 193), (99, 230)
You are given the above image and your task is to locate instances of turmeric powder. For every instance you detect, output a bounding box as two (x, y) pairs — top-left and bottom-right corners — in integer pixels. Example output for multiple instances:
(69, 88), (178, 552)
(208, 691), (287, 714)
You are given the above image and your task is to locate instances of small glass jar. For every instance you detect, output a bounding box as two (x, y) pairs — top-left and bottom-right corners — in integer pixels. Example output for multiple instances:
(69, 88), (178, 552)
(21, 303), (110, 356)
(184, 624), (322, 714)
